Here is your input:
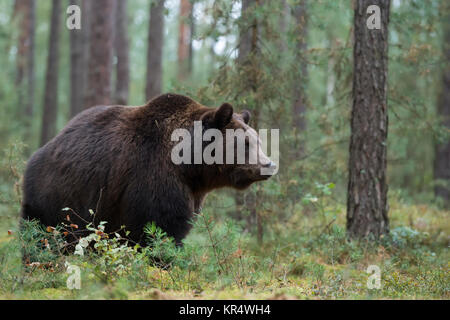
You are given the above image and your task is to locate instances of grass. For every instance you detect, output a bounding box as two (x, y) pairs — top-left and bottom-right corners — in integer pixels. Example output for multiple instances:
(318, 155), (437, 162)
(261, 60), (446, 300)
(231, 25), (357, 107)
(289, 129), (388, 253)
(0, 196), (448, 300)
(0, 145), (448, 300)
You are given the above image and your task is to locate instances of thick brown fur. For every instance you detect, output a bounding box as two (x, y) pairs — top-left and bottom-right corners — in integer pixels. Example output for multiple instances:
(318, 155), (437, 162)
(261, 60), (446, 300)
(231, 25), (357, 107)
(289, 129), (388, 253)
(21, 93), (271, 245)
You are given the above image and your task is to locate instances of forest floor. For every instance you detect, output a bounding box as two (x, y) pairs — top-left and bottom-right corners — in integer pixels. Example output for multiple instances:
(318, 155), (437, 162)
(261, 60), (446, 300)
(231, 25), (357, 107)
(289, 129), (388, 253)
(0, 195), (448, 300)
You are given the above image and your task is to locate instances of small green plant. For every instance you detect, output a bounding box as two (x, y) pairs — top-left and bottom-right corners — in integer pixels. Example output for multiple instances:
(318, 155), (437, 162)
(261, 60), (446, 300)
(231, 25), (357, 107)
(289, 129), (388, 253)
(185, 211), (260, 289)
(144, 221), (182, 268)
(387, 226), (429, 248)
(19, 219), (66, 267)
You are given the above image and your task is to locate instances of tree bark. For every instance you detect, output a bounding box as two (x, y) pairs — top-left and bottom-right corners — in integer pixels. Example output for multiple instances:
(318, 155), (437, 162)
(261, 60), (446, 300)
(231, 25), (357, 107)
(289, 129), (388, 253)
(177, 0), (192, 81)
(237, 0), (265, 244)
(114, 0), (130, 105)
(237, 0), (254, 65)
(325, 34), (336, 108)
(188, 1), (195, 74)
(81, 0), (91, 104)
(40, 0), (61, 146)
(14, 0), (35, 118)
(234, 0), (256, 227)
(85, 0), (114, 108)
(13, 0), (28, 101)
(238, 0), (259, 118)
(347, 0), (390, 239)
(145, 0), (165, 100)
(26, 0), (35, 119)
(292, 0), (308, 154)
(69, 0), (90, 117)
(434, 1), (450, 207)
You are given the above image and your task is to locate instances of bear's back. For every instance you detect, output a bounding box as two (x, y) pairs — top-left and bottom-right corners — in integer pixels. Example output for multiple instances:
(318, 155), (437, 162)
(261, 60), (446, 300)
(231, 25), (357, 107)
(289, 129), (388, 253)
(22, 105), (142, 225)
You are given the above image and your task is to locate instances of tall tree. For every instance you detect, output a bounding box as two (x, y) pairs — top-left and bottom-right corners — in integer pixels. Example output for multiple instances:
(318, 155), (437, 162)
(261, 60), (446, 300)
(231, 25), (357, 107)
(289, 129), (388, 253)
(434, 1), (450, 207)
(85, 0), (114, 108)
(69, 0), (90, 117)
(238, 0), (259, 118)
(114, 0), (130, 105)
(237, 0), (253, 66)
(188, 0), (195, 74)
(236, 0), (265, 244)
(145, 0), (165, 100)
(292, 0), (308, 154)
(13, 0), (35, 118)
(81, 0), (91, 102)
(177, 0), (192, 80)
(347, 0), (390, 239)
(26, 0), (35, 120)
(40, 0), (62, 146)
(234, 0), (257, 228)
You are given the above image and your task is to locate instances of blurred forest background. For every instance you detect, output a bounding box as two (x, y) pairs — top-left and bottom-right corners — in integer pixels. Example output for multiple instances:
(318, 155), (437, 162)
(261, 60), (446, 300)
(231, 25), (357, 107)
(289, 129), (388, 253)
(0, 0), (448, 299)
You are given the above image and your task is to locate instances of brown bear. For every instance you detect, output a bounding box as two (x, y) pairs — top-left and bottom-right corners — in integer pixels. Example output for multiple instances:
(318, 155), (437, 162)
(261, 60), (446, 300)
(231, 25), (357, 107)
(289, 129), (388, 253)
(21, 93), (276, 245)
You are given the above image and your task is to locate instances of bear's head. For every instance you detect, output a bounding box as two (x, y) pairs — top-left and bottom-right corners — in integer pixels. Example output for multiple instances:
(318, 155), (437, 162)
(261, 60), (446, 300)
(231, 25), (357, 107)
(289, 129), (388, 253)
(173, 102), (277, 191)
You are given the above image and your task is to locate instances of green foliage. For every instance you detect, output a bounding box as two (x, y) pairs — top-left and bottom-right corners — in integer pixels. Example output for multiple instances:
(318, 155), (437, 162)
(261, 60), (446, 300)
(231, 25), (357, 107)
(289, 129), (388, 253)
(0, 196), (448, 299)
(144, 221), (182, 268)
(19, 219), (66, 265)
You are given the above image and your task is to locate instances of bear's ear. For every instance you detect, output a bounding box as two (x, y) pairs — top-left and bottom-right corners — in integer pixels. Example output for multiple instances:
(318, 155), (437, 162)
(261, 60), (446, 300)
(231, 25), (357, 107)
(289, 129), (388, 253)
(241, 110), (251, 124)
(213, 103), (234, 129)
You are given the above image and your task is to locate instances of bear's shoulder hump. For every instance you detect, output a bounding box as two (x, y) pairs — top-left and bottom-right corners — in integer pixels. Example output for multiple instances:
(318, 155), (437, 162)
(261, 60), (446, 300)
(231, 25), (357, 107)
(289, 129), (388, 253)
(145, 93), (197, 112)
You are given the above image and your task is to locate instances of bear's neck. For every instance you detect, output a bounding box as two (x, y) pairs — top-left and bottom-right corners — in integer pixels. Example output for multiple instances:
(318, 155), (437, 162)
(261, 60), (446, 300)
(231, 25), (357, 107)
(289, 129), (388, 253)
(180, 163), (229, 193)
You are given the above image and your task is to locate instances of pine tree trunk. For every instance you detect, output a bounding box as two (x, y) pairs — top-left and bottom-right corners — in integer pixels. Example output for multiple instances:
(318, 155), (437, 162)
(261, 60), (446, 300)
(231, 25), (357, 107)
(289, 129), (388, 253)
(69, 0), (88, 117)
(188, 1), (195, 74)
(237, 0), (253, 65)
(14, 0), (35, 117)
(325, 33), (336, 107)
(81, 0), (91, 106)
(40, 0), (61, 146)
(85, 0), (114, 108)
(234, 0), (256, 225)
(347, 0), (390, 239)
(292, 0), (308, 154)
(237, 0), (265, 244)
(249, 1), (261, 243)
(177, 0), (192, 81)
(114, 0), (130, 105)
(434, 1), (450, 207)
(234, 0), (255, 226)
(145, 0), (165, 100)
(13, 0), (28, 101)
(25, 0), (35, 119)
